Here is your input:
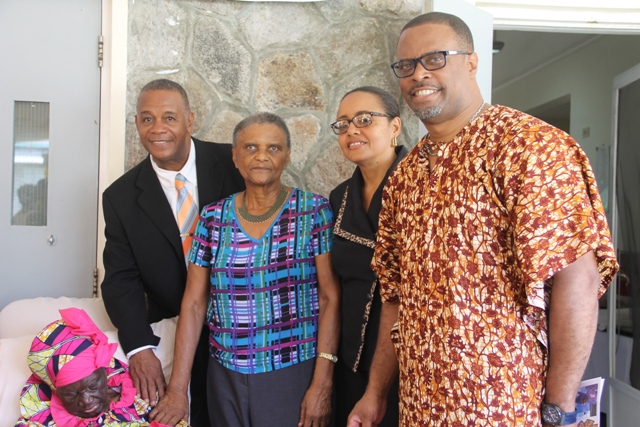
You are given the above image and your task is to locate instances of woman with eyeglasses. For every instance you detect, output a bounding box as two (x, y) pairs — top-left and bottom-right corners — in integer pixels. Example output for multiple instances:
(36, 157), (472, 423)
(329, 87), (407, 426)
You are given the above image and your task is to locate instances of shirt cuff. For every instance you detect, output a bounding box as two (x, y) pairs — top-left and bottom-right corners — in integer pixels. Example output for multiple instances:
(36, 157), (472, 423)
(126, 345), (157, 359)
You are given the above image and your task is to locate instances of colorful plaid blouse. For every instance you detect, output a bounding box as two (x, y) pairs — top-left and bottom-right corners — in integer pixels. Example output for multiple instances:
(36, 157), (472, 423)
(190, 188), (334, 374)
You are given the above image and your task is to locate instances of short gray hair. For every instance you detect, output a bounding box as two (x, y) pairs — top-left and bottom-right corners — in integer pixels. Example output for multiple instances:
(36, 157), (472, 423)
(232, 112), (291, 148)
(138, 79), (190, 112)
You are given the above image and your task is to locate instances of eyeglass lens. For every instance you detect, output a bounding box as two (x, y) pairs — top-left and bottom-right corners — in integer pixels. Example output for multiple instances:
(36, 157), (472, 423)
(332, 113), (375, 134)
(393, 52), (447, 78)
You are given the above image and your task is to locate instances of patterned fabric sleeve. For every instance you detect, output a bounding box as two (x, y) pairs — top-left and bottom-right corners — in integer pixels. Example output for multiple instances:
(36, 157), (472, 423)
(189, 199), (228, 268)
(371, 170), (403, 305)
(495, 118), (618, 344)
(499, 121), (617, 290)
(310, 194), (334, 256)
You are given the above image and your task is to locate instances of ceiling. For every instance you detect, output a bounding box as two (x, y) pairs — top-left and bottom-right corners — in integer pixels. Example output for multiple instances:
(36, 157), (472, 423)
(491, 30), (598, 91)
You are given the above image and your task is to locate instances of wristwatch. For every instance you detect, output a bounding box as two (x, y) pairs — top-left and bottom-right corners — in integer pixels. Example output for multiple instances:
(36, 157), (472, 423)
(318, 352), (338, 363)
(541, 403), (578, 426)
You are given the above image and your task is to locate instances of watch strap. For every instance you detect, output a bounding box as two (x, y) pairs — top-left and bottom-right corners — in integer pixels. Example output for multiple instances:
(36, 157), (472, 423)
(560, 411), (578, 425)
(542, 402), (579, 426)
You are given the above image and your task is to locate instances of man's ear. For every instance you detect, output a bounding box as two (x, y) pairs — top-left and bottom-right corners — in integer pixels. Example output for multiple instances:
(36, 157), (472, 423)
(187, 111), (195, 133)
(468, 52), (479, 77)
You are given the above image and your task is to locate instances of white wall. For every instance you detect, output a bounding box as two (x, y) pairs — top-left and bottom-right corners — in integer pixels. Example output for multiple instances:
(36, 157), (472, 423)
(492, 34), (640, 164)
(97, 0), (128, 290)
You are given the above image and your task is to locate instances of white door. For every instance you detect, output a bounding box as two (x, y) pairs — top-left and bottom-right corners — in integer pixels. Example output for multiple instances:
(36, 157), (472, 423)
(0, 0), (101, 308)
(418, 0), (493, 138)
(609, 62), (640, 426)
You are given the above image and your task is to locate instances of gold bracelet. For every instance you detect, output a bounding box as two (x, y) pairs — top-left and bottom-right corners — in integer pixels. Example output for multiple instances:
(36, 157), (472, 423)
(318, 352), (338, 363)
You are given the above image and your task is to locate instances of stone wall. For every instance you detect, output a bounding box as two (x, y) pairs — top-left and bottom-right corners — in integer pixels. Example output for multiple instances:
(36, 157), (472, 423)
(126, 0), (421, 197)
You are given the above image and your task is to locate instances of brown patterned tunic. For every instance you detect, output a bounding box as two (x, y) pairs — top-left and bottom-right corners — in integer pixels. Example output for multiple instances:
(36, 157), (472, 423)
(372, 105), (618, 426)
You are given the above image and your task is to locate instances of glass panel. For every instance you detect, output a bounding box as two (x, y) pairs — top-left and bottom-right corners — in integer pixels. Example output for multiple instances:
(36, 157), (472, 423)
(614, 76), (640, 389)
(11, 101), (49, 226)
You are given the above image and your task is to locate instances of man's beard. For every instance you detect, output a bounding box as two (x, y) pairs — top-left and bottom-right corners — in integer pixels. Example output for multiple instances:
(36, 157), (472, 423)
(413, 105), (442, 120)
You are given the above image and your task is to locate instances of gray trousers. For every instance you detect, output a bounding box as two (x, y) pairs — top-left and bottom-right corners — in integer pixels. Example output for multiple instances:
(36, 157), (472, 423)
(206, 357), (315, 427)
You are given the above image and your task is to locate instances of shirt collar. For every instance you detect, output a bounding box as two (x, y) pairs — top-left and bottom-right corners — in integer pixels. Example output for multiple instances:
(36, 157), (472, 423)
(150, 138), (197, 187)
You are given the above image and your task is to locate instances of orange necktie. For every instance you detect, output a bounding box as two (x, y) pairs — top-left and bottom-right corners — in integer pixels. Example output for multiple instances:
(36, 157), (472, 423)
(175, 174), (198, 259)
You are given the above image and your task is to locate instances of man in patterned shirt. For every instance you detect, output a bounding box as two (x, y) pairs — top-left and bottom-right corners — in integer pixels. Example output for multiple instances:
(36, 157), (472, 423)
(348, 12), (618, 427)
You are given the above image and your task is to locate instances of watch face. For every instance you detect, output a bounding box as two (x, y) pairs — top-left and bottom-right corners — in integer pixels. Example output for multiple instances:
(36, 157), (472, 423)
(541, 404), (562, 425)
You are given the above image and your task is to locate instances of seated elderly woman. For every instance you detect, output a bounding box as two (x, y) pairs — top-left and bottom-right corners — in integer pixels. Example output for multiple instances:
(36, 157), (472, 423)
(153, 112), (340, 427)
(14, 307), (187, 427)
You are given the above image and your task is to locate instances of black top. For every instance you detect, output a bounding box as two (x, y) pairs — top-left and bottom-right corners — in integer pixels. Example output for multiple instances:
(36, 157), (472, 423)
(329, 146), (408, 373)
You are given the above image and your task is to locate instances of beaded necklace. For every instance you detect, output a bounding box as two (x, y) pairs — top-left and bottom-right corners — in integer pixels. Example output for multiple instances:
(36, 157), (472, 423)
(238, 184), (288, 223)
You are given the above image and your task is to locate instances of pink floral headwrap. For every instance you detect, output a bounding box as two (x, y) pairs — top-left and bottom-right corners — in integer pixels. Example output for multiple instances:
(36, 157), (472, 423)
(27, 307), (118, 389)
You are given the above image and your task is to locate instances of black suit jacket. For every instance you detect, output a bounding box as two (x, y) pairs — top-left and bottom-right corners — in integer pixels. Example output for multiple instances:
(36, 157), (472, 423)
(101, 138), (244, 353)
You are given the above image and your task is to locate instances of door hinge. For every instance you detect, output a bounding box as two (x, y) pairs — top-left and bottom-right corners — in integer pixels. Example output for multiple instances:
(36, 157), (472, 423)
(93, 268), (99, 297)
(98, 35), (104, 68)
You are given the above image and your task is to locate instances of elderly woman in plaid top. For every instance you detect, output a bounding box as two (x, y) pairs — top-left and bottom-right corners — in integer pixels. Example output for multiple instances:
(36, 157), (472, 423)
(152, 113), (340, 427)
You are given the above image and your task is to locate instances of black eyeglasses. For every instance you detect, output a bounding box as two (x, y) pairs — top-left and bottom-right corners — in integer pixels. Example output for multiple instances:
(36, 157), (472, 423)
(390, 50), (471, 78)
(330, 112), (390, 135)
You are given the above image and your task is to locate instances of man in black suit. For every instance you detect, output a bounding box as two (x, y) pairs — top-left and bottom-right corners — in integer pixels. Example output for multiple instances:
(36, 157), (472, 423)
(101, 79), (244, 427)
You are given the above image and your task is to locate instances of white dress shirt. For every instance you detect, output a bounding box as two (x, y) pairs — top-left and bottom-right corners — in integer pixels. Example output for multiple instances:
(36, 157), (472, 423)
(150, 139), (199, 222)
(127, 139), (198, 359)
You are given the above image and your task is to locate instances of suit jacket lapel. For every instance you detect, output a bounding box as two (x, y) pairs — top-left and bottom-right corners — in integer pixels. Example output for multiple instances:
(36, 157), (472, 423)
(136, 158), (183, 260)
(194, 138), (223, 206)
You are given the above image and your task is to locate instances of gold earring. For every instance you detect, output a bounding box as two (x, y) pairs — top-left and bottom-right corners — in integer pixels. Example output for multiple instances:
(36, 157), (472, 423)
(392, 137), (397, 147)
